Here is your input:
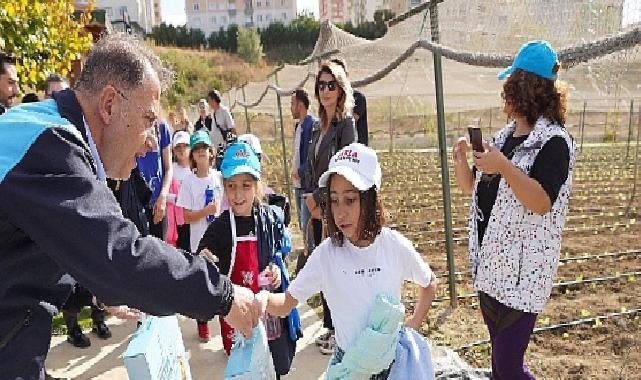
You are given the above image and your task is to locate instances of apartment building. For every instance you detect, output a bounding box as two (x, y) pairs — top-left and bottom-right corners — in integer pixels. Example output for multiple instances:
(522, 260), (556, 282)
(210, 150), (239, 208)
(185, 0), (297, 34)
(320, 0), (396, 25)
(88, 0), (160, 33)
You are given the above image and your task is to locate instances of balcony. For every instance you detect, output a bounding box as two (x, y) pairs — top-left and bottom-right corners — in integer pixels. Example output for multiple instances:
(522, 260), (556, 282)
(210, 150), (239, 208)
(244, 7), (254, 15)
(228, 9), (236, 16)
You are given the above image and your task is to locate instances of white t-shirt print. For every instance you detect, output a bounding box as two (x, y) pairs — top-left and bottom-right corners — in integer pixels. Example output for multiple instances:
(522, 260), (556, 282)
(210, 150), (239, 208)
(287, 227), (433, 350)
(176, 169), (223, 252)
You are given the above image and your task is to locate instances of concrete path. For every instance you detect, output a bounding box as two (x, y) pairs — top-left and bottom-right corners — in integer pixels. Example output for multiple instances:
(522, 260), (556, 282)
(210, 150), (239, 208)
(45, 304), (329, 379)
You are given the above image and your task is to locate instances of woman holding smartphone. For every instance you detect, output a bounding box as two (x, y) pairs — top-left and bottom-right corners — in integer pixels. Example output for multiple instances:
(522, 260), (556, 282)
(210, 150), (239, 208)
(452, 40), (576, 379)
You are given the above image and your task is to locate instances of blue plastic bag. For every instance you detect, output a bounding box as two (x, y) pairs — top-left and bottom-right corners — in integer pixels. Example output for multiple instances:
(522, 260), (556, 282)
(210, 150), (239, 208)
(224, 321), (277, 380)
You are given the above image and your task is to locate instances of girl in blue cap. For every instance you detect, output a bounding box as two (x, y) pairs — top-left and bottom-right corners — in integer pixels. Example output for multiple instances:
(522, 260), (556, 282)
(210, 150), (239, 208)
(198, 142), (301, 378)
(176, 130), (224, 342)
(453, 40), (577, 379)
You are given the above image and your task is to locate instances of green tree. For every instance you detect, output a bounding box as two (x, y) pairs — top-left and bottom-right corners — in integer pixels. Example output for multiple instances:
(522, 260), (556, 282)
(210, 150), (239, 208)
(237, 27), (263, 64)
(0, 0), (93, 89)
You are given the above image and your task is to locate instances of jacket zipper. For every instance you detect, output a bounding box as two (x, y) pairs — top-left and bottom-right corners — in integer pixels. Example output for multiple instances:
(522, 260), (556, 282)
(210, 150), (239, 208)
(0, 309), (32, 349)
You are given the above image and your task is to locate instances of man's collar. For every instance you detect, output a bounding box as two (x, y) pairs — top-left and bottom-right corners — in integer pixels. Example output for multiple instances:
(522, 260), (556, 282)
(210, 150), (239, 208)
(51, 89), (88, 143)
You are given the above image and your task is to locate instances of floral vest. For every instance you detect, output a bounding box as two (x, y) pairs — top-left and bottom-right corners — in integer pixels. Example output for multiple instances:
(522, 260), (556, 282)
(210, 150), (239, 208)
(468, 117), (577, 313)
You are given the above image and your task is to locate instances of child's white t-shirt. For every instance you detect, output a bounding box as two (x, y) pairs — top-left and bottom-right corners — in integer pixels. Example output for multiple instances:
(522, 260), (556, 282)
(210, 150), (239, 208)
(172, 163), (192, 186)
(287, 227), (433, 351)
(176, 169), (223, 252)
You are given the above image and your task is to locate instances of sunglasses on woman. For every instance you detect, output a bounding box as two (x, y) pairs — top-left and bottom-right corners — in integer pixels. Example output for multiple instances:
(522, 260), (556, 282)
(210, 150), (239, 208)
(317, 80), (338, 92)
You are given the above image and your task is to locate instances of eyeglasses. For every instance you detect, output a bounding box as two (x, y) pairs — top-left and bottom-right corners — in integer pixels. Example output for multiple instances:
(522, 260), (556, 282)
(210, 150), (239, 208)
(317, 80), (338, 92)
(113, 86), (160, 144)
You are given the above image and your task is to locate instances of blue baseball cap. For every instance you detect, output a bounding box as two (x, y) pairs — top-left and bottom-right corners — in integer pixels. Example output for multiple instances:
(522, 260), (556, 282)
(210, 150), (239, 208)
(190, 130), (211, 149)
(221, 142), (261, 180)
(498, 40), (558, 81)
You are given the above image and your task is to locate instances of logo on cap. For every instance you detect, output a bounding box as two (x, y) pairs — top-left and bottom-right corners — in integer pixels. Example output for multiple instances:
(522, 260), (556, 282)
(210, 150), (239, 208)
(335, 149), (360, 164)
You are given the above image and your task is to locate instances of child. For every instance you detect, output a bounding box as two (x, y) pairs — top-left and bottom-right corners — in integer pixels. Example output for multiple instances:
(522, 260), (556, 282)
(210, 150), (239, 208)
(198, 142), (300, 378)
(257, 143), (437, 379)
(175, 130), (223, 342)
(167, 131), (192, 250)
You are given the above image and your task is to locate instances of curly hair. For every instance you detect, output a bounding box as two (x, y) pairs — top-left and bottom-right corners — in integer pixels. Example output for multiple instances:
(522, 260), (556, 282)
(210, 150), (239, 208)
(502, 68), (568, 126)
(324, 177), (385, 247)
(315, 62), (354, 127)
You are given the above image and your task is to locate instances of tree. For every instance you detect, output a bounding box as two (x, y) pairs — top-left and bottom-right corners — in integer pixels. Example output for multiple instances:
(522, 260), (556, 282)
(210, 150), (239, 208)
(237, 28), (263, 64)
(0, 0), (93, 90)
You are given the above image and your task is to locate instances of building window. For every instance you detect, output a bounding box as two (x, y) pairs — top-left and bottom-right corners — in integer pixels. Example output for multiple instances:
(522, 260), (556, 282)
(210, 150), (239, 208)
(245, 15), (252, 23)
(257, 14), (263, 21)
(257, 0), (261, 6)
(225, 15), (232, 24)
(266, 13), (271, 21)
(193, 3), (200, 11)
(211, 15), (217, 24)
(282, 12), (287, 20)
(208, 2), (216, 10)
(193, 17), (201, 26)
(280, 0), (285, 6)
(265, 0), (270, 6)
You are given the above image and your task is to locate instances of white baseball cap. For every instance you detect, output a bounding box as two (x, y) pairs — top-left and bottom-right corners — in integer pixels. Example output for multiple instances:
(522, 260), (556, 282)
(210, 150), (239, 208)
(172, 131), (190, 147)
(237, 133), (263, 155)
(319, 143), (382, 191)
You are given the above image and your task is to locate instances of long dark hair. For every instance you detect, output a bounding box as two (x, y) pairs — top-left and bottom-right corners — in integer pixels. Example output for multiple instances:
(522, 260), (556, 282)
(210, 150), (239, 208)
(324, 175), (385, 247)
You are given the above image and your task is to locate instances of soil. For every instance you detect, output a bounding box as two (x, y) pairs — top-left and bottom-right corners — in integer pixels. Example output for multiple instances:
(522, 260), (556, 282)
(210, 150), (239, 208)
(266, 144), (641, 379)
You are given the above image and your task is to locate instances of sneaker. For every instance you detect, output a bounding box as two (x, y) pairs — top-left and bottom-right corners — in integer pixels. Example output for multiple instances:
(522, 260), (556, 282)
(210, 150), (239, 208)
(67, 326), (91, 348)
(197, 322), (210, 343)
(315, 330), (333, 346)
(319, 334), (336, 355)
(92, 321), (112, 339)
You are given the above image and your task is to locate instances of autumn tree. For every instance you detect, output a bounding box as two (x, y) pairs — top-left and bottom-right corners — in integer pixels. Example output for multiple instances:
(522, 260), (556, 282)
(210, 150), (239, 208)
(0, 0), (93, 90)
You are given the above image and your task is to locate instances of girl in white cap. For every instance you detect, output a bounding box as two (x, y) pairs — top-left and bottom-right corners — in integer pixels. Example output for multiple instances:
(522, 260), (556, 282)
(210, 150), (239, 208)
(257, 143), (437, 379)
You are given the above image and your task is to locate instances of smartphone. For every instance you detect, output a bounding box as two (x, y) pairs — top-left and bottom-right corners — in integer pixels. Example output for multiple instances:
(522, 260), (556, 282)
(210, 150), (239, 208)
(467, 126), (484, 153)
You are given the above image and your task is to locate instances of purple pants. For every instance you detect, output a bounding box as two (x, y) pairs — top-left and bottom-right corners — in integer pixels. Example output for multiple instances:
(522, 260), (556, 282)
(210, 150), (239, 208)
(479, 292), (537, 380)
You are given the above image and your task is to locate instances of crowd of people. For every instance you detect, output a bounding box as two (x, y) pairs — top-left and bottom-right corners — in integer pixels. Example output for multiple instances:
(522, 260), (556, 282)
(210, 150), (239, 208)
(0, 34), (575, 380)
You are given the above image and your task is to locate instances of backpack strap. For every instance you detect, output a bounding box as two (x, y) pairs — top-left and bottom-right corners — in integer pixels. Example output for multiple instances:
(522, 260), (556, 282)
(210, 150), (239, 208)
(228, 209), (238, 274)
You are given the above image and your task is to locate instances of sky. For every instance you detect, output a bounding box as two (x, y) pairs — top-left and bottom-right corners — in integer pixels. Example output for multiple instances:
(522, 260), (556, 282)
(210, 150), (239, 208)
(161, 0), (319, 26)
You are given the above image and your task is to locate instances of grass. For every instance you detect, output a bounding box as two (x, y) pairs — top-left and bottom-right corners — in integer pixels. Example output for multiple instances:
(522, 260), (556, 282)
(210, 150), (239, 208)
(52, 307), (94, 335)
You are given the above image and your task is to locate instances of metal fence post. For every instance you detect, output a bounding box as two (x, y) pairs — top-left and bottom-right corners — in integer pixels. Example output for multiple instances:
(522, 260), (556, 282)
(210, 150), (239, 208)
(276, 92), (293, 205)
(580, 101), (587, 151)
(627, 105), (641, 217)
(429, 0), (457, 308)
(241, 85), (251, 133)
(389, 96), (394, 153)
(626, 99), (634, 162)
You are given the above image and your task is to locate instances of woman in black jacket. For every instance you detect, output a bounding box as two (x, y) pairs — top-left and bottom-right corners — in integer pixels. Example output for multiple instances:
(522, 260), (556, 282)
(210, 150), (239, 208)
(302, 61), (356, 354)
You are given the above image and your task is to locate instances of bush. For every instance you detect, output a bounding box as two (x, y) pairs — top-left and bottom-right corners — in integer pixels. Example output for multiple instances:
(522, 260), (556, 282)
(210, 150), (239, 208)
(237, 28), (263, 64)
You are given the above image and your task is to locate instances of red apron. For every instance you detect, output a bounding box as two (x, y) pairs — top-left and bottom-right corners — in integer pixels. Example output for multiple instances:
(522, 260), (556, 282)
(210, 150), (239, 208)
(220, 236), (259, 354)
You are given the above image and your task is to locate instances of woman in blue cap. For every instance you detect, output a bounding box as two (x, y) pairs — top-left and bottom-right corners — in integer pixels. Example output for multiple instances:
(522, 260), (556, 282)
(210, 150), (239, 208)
(453, 40), (577, 379)
(198, 142), (301, 378)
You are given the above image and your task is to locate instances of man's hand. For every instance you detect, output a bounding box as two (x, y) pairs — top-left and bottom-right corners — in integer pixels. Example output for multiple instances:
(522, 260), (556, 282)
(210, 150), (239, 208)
(404, 316), (423, 331)
(105, 305), (141, 320)
(291, 170), (300, 183)
(305, 194), (321, 220)
(224, 285), (259, 338)
(152, 194), (167, 224)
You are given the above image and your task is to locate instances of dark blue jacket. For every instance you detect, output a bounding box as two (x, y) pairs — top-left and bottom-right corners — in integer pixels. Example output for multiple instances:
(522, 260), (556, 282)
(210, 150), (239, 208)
(0, 90), (233, 379)
(296, 114), (316, 180)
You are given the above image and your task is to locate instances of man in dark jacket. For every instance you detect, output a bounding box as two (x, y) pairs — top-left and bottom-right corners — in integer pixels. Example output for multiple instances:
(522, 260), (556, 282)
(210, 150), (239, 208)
(0, 34), (260, 380)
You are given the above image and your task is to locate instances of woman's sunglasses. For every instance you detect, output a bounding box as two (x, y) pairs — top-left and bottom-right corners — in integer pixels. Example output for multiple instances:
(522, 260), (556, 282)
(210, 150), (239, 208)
(317, 80), (338, 92)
